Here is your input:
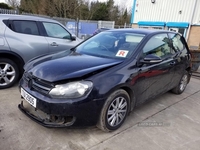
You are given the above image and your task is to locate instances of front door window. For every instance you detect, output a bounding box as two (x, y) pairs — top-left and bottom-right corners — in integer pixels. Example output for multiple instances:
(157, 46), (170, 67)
(43, 22), (71, 39)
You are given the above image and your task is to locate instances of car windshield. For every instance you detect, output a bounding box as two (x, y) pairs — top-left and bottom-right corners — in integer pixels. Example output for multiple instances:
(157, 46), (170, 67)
(76, 31), (145, 59)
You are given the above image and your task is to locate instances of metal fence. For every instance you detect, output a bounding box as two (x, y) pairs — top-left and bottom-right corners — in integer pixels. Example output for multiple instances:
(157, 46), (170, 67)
(1, 9), (117, 39)
(0, 8), (19, 14)
(21, 13), (116, 39)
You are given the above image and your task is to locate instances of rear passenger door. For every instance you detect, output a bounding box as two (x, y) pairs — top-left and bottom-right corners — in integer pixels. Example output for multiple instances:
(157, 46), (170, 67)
(5, 20), (49, 63)
(41, 22), (80, 53)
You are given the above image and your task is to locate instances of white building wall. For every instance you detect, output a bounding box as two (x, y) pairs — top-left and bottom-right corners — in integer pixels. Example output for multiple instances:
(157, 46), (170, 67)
(193, 0), (200, 24)
(133, 0), (197, 23)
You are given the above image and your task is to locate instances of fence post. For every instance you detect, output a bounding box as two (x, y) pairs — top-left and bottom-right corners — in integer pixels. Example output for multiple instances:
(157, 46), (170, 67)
(76, 18), (79, 37)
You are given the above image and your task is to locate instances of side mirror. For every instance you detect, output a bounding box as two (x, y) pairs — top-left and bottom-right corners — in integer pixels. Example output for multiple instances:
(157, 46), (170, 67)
(71, 35), (76, 41)
(140, 54), (162, 64)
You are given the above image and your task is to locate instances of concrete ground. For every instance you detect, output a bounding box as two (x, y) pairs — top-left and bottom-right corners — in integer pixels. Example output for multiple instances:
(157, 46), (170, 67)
(0, 77), (200, 150)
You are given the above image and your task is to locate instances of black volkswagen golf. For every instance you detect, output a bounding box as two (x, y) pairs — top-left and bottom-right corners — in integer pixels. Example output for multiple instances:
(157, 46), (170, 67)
(19, 29), (191, 132)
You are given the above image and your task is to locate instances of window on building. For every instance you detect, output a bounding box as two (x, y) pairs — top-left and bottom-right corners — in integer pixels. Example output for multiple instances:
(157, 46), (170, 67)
(139, 26), (149, 29)
(153, 27), (162, 30)
(169, 28), (186, 37)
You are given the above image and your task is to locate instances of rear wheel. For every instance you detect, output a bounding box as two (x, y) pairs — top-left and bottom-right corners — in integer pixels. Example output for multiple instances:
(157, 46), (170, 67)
(97, 89), (130, 132)
(0, 58), (19, 89)
(171, 71), (189, 94)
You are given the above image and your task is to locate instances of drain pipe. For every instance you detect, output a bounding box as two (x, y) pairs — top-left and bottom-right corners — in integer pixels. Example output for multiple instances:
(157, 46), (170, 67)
(186, 0), (198, 42)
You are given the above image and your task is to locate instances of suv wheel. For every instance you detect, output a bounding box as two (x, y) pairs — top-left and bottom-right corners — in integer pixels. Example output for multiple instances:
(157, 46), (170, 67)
(0, 58), (19, 89)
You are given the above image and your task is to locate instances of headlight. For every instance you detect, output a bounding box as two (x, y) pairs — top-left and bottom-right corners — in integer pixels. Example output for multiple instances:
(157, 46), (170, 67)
(49, 81), (93, 99)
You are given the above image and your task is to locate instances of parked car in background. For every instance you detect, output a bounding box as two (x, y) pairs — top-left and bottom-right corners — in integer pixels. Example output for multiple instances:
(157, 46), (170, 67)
(0, 14), (81, 89)
(19, 29), (191, 132)
(93, 28), (110, 35)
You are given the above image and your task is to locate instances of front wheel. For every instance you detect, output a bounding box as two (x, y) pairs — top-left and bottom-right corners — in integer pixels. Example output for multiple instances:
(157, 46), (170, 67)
(171, 71), (189, 94)
(97, 89), (130, 132)
(0, 58), (19, 89)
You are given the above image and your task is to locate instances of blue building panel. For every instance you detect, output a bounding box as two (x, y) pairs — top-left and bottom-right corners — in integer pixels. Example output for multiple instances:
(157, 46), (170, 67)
(166, 22), (189, 28)
(66, 22), (98, 37)
(138, 21), (165, 27)
(81, 22), (98, 35)
(131, 0), (137, 23)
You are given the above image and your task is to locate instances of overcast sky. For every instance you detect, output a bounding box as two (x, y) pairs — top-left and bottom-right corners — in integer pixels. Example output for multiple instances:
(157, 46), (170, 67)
(95, 0), (133, 10)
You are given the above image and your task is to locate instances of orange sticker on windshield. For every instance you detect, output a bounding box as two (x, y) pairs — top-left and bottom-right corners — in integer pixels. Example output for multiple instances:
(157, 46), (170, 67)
(116, 50), (129, 57)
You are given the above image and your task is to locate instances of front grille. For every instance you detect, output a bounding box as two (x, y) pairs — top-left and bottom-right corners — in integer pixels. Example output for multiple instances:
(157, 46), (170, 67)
(23, 72), (53, 95)
(32, 79), (52, 94)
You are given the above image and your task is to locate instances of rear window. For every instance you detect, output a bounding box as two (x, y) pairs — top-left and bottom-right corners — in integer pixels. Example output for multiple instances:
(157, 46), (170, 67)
(126, 34), (144, 43)
(12, 20), (39, 35)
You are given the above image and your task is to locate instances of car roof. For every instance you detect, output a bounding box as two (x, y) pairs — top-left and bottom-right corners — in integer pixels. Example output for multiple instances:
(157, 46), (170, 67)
(107, 28), (178, 35)
(0, 14), (58, 23)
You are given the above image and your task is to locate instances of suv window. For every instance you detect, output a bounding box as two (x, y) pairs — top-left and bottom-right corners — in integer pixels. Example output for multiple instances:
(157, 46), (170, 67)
(168, 33), (185, 51)
(43, 22), (71, 39)
(143, 33), (173, 58)
(13, 20), (39, 35)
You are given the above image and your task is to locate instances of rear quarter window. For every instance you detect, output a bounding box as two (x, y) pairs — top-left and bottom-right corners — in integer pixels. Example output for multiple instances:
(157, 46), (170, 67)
(169, 33), (185, 51)
(12, 20), (40, 35)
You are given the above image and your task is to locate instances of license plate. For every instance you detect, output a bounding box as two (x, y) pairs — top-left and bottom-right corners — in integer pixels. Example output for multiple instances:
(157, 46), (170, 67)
(21, 88), (37, 108)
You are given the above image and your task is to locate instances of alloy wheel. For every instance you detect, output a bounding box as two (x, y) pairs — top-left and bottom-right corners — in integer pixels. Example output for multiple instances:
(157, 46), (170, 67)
(107, 96), (128, 127)
(180, 74), (188, 91)
(0, 62), (16, 86)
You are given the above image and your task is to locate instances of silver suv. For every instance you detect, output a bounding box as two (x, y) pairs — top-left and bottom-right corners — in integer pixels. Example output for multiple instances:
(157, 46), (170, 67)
(0, 14), (81, 89)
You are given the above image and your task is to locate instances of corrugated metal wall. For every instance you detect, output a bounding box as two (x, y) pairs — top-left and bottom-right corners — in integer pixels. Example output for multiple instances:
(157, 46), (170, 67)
(133, 0), (198, 23)
(193, 0), (200, 24)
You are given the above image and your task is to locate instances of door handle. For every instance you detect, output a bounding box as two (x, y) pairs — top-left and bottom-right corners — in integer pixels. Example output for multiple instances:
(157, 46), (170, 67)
(50, 42), (58, 47)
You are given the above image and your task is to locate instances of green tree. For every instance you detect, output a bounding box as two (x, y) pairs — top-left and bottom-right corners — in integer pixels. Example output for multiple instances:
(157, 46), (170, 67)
(91, 2), (109, 20)
(19, 0), (129, 26)
(0, 2), (12, 9)
(77, 1), (90, 20)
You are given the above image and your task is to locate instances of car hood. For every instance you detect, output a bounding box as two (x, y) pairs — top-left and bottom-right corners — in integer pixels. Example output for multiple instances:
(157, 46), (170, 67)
(26, 51), (123, 82)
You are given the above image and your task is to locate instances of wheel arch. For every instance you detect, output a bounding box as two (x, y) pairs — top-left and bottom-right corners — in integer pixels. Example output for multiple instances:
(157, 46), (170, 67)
(120, 86), (136, 112)
(0, 51), (25, 76)
(105, 85), (136, 113)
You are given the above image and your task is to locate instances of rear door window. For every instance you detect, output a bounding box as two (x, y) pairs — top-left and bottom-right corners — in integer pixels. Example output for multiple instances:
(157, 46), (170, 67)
(12, 20), (39, 35)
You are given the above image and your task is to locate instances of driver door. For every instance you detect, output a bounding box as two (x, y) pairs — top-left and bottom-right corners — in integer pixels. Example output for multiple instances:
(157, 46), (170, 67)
(137, 33), (176, 104)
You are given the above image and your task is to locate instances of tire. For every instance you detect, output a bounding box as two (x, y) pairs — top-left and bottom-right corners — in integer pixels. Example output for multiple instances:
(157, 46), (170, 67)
(171, 71), (189, 94)
(0, 58), (19, 89)
(97, 89), (130, 132)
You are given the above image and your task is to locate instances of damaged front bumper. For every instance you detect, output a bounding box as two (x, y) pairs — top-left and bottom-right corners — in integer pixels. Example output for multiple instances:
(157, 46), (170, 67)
(18, 101), (76, 128)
